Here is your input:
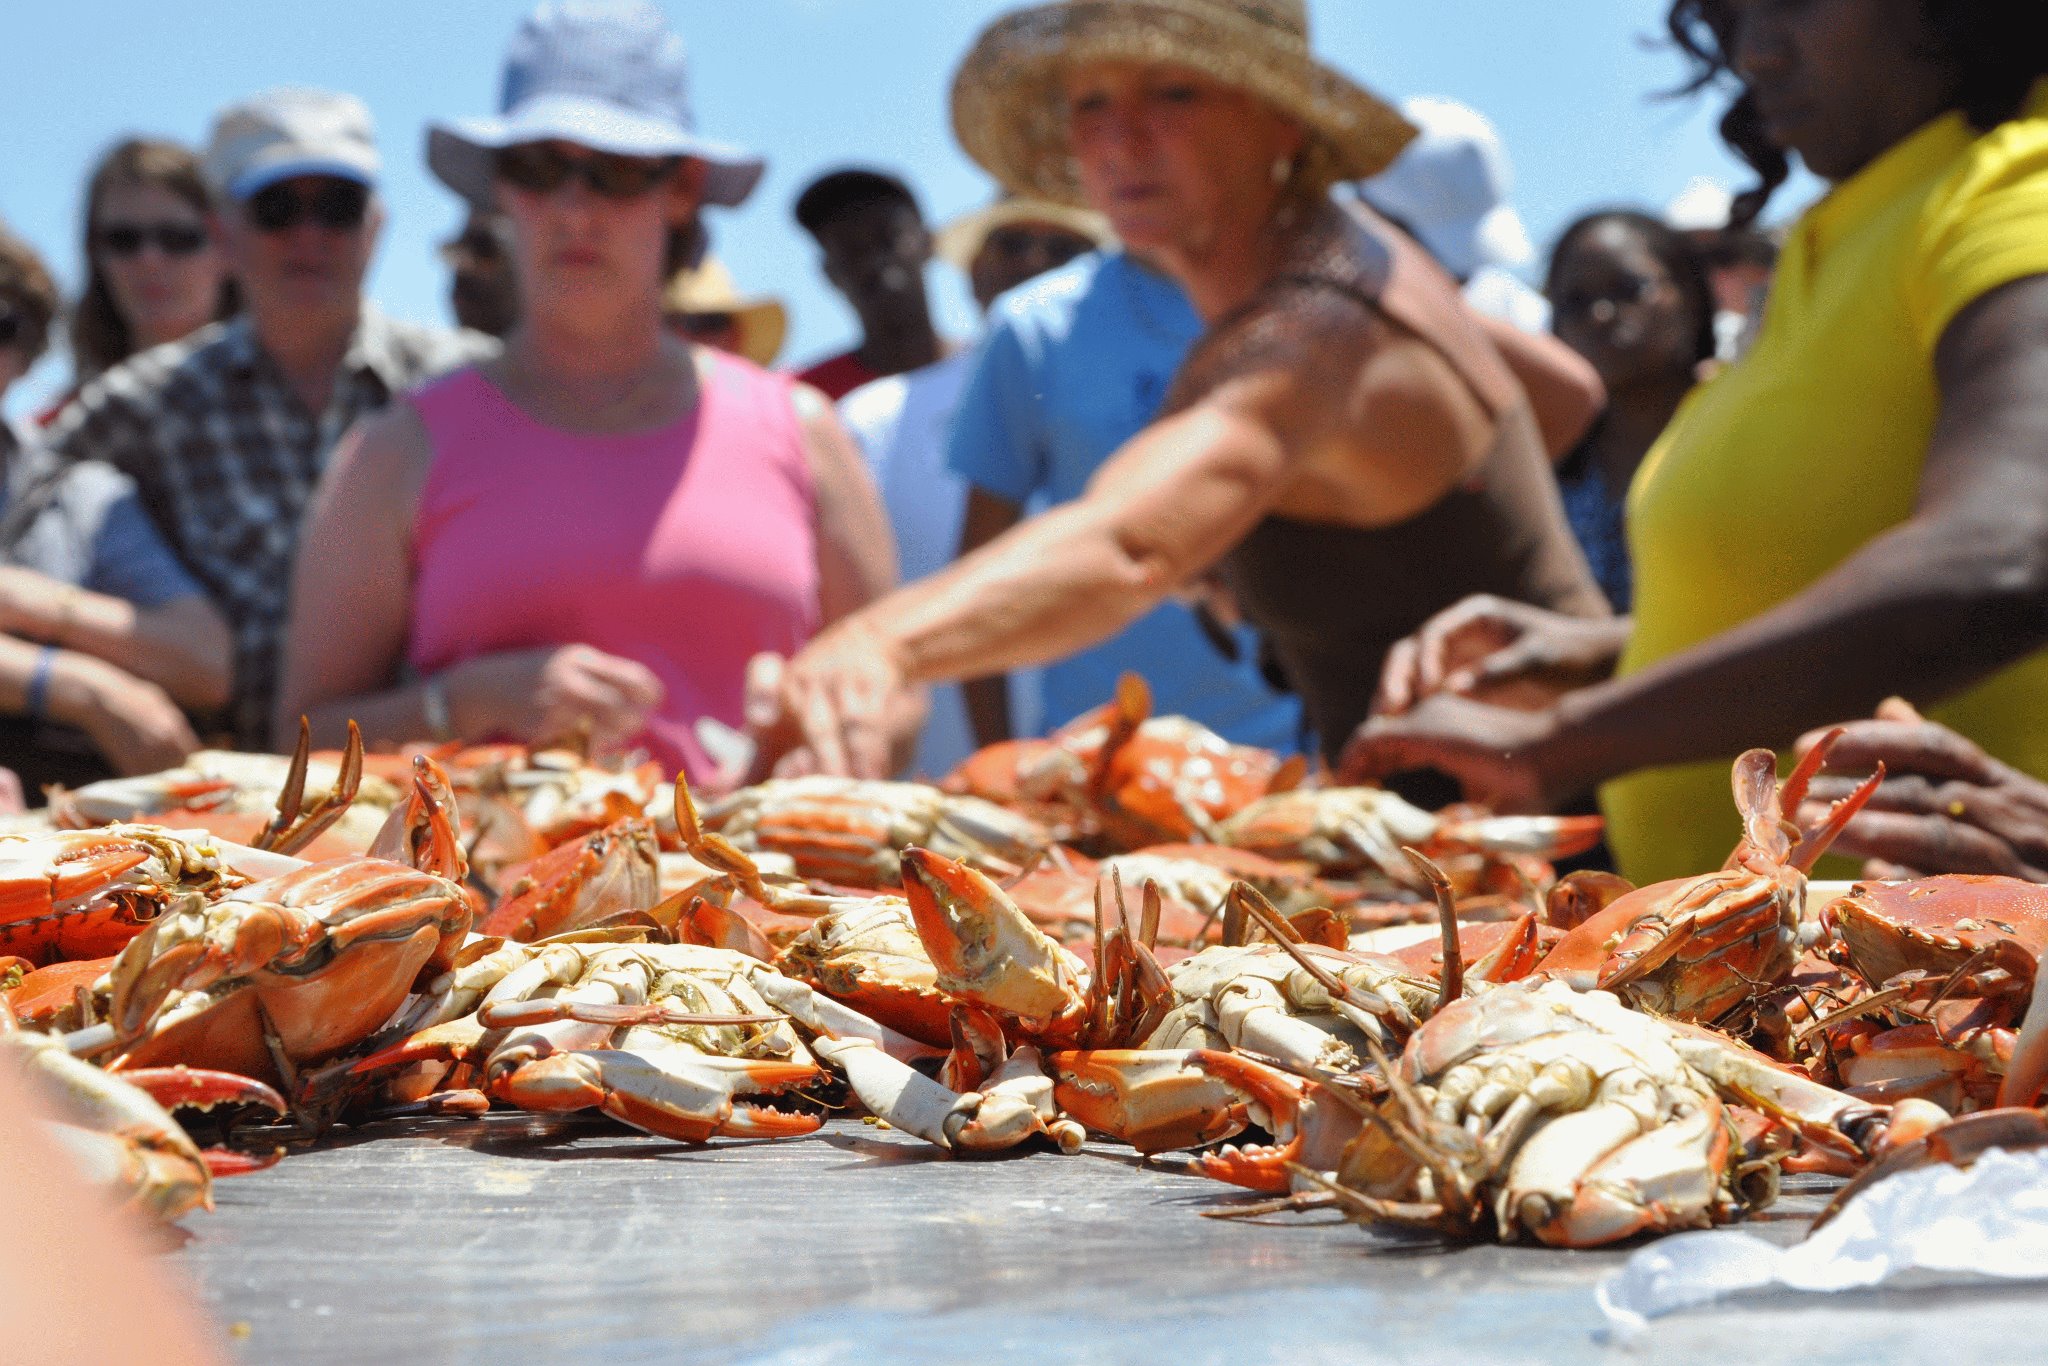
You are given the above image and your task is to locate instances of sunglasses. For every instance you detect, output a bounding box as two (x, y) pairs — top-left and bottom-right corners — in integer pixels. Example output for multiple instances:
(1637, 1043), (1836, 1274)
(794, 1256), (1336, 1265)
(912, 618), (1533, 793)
(96, 221), (210, 257)
(438, 230), (506, 267)
(671, 311), (738, 339)
(245, 179), (371, 233)
(495, 144), (679, 200)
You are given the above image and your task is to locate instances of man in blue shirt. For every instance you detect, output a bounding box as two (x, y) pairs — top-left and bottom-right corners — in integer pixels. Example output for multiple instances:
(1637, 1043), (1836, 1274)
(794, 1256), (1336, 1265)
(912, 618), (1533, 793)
(947, 249), (1303, 751)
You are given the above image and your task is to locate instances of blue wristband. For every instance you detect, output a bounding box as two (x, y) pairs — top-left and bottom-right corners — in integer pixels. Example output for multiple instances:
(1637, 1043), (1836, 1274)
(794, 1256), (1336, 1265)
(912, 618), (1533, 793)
(24, 645), (56, 721)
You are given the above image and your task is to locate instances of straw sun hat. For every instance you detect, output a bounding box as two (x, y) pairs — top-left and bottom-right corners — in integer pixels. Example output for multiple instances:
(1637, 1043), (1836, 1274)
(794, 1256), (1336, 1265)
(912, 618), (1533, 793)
(662, 256), (788, 367)
(951, 0), (1416, 209)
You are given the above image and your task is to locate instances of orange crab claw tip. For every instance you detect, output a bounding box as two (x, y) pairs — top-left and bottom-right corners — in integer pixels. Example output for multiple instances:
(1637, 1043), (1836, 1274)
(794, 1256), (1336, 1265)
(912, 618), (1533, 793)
(115, 1067), (288, 1118)
(202, 1146), (286, 1178)
(1194, 1141), (1297, 1194)
(352, 1036), (460, 1076)
(722, 1105), (825, 1138)
(735, 1060), (826, 1091)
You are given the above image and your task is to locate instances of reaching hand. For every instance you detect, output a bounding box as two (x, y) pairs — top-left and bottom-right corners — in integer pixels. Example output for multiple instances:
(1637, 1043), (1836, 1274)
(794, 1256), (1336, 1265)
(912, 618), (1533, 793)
(1373, 594), (1628, 717)
(741, 619), (918, 782)
(1794, 698), (2048, 881)
(1339, 691), (1566, 813)
(49, 654), (201, 776)
(445, 644), (664, 757)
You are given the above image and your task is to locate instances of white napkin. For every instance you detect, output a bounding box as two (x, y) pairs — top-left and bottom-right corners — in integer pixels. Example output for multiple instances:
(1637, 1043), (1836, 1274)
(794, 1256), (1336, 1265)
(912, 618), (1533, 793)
(1599, 1146), (2048, 1331)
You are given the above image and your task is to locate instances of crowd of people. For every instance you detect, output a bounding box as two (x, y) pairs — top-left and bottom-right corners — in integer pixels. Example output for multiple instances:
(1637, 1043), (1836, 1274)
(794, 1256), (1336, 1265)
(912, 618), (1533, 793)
(0, 0), (2044, 887)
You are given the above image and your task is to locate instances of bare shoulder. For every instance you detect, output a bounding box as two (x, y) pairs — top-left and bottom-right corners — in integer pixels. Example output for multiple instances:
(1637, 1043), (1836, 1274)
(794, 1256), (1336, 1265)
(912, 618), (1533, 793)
(1168, 281), (1391, 418)
(318, 397), (437, 536)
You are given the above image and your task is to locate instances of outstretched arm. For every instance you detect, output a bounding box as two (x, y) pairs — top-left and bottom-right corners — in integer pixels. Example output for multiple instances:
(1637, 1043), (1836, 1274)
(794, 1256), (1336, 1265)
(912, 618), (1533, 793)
(1345, 276), (2048, 807)
(757, 372), (1305, 777)
(956, 489), (1025, 748)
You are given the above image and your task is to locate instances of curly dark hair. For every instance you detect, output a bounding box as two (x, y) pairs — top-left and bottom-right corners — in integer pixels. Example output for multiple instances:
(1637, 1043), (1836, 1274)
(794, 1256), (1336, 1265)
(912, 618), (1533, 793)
(72, 138), (239, 380)
(1667, 1), (2046, 226)
(0, 219), (60, 368)
(1548, 209), (1720, 367)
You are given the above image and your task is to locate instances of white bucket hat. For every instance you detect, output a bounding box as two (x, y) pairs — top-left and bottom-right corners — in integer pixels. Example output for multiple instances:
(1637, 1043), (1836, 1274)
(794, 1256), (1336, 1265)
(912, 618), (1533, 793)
(1359, 96), (1534, 282)
(427, 0), (765, 211)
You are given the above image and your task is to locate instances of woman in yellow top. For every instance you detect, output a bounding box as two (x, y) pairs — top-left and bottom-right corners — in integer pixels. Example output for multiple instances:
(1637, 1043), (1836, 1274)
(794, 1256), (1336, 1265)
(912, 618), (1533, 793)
(1350, 0), (2048, 883)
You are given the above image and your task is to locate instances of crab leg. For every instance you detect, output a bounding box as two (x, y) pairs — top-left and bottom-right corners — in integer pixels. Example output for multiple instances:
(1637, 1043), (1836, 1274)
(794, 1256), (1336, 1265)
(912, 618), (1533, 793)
(492, 1047), (824, 1142)
(942, 1044), (1086, 1154)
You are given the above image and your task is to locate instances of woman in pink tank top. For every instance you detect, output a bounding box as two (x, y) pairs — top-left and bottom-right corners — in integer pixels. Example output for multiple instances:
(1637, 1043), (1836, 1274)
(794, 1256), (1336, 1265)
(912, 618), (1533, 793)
(272, 4), (898, 782)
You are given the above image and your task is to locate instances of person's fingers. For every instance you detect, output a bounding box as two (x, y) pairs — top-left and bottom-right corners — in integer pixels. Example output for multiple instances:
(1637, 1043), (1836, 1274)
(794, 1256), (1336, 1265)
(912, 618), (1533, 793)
(1795, 718), (2001, 786)
(1800, 773), (1953, 817)
(743, 653), (787, 732)
(0, 767), (24, 816)
(772, 744), (821, 779)
(1412, 599), (1499, 696)
(1374, 636), (1420, 716)
(1821, 809), (2030, 879)
(1443, 639), (1545, 697)
(1337, 716), (1459, 786)
(1861, 858), (1922, 881)
(795, 677), (851, 777)
(831, 670), (892, 780)
(1874, 696), (1924, 724)
(584, 653), (665, 709)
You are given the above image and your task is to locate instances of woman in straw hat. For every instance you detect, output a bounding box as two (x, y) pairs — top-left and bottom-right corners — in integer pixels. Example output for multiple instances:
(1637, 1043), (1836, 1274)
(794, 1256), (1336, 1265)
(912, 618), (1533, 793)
(745, 0), (1606, 779)
(275, 0), (900, 780)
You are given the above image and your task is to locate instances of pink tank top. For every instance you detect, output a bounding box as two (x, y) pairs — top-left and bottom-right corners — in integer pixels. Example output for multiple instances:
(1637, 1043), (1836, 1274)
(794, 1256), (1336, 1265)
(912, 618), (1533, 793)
(406, 353), (821, 779)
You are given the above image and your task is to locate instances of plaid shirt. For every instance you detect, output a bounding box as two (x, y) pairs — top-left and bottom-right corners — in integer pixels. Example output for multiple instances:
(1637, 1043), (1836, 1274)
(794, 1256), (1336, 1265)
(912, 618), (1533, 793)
(47, 308), (495, 748)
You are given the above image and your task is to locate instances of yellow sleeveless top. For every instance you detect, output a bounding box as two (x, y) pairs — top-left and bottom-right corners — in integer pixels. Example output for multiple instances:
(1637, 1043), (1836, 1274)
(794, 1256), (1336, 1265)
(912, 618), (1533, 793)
(1603, 82), (2048, 883)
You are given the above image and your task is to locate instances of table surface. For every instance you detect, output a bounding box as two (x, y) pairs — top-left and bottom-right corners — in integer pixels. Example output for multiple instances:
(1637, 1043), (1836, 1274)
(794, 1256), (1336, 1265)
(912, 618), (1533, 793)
(166, 1112), (2048, 1365)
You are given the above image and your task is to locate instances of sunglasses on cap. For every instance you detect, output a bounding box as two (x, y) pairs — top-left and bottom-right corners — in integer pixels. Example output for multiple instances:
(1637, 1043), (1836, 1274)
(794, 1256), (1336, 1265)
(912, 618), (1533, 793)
(96, 221), (210, 257)
(670, 311), (737, 339)
(438, 228), (506, 267)
(495, 144), (680, 200)
(245, 179), (371, 233)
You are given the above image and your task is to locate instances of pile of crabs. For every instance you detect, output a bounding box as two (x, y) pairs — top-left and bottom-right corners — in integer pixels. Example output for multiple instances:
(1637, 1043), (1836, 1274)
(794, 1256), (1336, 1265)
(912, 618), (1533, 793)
(7, 675), (2048, 1249)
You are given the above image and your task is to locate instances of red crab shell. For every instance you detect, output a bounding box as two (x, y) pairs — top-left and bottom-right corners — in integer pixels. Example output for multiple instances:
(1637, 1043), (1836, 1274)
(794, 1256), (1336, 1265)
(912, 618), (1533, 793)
(1821, 875), (2048, 999)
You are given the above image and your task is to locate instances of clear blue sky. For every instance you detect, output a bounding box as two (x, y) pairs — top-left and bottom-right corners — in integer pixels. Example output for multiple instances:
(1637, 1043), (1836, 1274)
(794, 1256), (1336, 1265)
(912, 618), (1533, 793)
(0, 1), (1812, 416)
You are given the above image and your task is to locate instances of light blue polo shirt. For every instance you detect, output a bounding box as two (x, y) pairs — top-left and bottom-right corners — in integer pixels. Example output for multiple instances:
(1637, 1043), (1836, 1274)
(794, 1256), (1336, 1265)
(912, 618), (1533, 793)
(947, 251), (1303, 751)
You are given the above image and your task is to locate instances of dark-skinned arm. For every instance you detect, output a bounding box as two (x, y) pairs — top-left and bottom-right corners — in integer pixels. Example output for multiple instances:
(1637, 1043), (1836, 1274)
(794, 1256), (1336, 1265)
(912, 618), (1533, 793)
(1475, 312), (1607, 461)
(1345, 276), (2048, 810)
(956, 488), (1025, 748)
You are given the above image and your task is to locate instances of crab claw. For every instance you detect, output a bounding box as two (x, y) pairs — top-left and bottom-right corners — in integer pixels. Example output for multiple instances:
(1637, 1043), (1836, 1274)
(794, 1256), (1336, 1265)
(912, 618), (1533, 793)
(1435, 813), (1606, 861)
(1046, 1047), (1302, 1158)
(491, 1050), (823, 1142)
(942, 1044), (1085, 1155)
(899, 847), (1089, 1030)
(351, 1016), (491, 1075)
(111, 1066), (288, 1119)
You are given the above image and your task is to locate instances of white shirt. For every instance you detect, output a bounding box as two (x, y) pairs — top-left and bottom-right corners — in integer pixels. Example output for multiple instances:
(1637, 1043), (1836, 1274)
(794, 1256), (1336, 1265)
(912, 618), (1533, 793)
(840, 352), (1039, 776)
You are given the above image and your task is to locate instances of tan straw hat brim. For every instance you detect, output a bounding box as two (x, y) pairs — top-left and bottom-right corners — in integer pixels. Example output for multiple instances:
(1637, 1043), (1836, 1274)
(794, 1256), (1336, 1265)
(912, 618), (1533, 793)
(951, 0), (1417, 209)
(934, 198), (1115, 272)
(665, 257), (789, 368)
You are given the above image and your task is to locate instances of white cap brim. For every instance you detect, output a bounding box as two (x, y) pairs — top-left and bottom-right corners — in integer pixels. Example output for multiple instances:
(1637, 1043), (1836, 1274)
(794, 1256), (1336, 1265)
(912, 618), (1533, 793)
(427, 93), (765, 211)
(229, 153), (378, 201)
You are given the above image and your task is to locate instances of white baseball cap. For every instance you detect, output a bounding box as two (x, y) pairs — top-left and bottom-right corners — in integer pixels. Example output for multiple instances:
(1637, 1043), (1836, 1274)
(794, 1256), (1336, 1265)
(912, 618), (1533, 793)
(204, 88), (380, 201)
(1358, 96), (1534, 282)
(1666, 177), (1735, 232)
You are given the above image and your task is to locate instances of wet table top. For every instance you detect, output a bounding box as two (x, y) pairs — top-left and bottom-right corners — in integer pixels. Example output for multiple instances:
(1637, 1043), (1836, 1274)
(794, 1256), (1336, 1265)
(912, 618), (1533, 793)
(168, 1113), (2048, 1364)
